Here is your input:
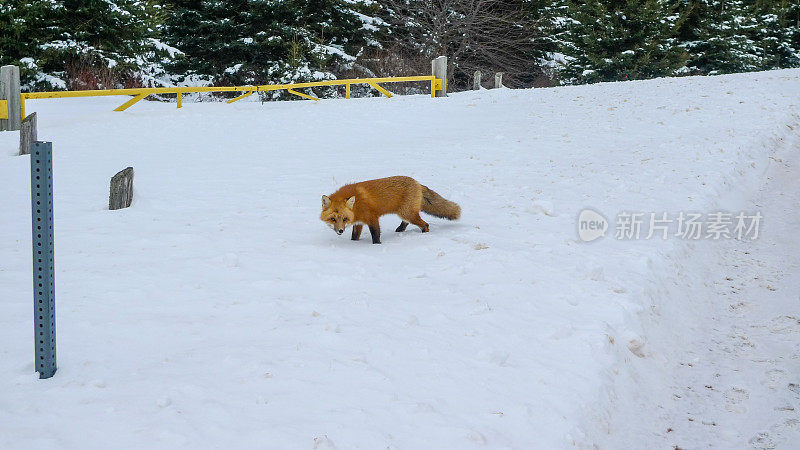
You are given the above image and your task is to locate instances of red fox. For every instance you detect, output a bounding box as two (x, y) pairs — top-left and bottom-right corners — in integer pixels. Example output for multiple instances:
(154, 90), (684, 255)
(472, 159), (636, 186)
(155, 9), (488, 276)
(320, 176), (461, 244)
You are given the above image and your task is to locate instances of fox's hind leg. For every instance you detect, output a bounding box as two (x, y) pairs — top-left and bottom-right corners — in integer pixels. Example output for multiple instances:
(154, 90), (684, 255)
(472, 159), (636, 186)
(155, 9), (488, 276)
(399, 197), (429, 233)
(351, 224), (363, 240)
(404, 212), (429, 233)
(395, 221), (409, 232)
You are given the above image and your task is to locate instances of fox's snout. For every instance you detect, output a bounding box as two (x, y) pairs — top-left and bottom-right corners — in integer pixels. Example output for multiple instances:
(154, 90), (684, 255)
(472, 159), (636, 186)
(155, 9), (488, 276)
(336, 228), (344, 235)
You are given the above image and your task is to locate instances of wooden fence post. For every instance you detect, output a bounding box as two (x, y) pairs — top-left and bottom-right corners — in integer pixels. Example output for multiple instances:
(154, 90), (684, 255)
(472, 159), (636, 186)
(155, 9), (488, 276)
(1, 65), (22, 131)
(19, 112), (37, 155)
(494, 72), (504, 89)
(431, 56), (447, 97)
(109, 167), (134, 210)
(473, 70), (481, 90)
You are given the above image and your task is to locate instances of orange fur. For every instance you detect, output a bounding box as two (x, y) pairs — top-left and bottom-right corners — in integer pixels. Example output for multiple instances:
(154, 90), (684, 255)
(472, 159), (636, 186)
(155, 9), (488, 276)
(320, 176), (460, 244)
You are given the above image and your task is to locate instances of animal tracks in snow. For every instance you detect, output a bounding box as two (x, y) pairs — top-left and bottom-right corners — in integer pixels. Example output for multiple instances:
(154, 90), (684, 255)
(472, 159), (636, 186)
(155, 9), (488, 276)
(646, 129), (800, 449)
(724, 387), (749, 413)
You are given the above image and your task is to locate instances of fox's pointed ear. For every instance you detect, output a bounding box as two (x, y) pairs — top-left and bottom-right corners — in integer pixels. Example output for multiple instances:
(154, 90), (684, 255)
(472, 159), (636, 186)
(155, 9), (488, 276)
(321, 195), (331, 209)
(346, 196), (356, 209)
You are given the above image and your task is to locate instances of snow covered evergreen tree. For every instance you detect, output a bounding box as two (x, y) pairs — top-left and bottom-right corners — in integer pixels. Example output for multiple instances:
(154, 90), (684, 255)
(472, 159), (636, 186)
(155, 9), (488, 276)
(559, 0), (687, 84)
(748, 0), (800, 70)
(676, 0), (759, 74)
(161, 0), (381, 97)
(676, 0), (799, 75)
(0, 0), (163, 91)
(0, 1), (58, 89)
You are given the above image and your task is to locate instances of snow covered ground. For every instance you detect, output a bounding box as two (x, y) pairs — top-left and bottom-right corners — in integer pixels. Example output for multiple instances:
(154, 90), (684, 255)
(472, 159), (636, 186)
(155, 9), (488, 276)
(1, 70), (799, 448)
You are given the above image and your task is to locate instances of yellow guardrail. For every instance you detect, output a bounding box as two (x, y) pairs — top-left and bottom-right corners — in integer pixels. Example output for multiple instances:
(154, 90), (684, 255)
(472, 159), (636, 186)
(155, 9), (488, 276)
(20, 75), (444, 118)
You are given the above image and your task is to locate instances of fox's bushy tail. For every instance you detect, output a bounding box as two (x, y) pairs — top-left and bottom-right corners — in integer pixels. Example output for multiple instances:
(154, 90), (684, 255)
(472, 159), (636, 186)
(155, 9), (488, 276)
(421, 185), (461, 220)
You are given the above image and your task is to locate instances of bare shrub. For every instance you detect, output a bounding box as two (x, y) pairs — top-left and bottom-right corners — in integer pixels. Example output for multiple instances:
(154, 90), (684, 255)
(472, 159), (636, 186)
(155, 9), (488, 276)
(380, 0), (552, 90)
(64, 54), (141, 91)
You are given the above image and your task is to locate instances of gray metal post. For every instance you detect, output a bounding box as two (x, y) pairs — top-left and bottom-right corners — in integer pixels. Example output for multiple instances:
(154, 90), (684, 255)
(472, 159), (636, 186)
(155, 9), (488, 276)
(473, 70), (481, 90)
(431, 56), (447, 97)
(1, 65), (22, 131)
(31, 141), (57, 379)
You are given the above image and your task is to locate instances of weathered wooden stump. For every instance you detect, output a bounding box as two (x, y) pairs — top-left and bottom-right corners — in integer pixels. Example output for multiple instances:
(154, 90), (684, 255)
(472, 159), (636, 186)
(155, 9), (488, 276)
(109, 167), (134, 210)
(473, 70), (481, 90)
(19, 112), (37, 155)
(494, 72), (504, 89)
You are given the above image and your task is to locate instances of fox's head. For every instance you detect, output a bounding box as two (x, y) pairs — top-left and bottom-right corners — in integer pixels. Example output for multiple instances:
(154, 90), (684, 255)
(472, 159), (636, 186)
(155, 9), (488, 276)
(320, 195), (356, 235)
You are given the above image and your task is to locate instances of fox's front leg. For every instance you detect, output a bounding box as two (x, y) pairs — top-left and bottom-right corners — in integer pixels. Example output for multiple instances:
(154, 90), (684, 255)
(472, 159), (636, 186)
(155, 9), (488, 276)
(351, 224), (363, 241)
(368, 222), (381, 244)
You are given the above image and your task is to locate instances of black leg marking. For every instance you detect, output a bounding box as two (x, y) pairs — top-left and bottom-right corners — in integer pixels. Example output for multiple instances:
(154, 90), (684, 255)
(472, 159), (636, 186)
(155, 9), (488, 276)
(369, 225), (381, 244)
(351, 224), (363, 240)
(395, 221), (409, 232)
